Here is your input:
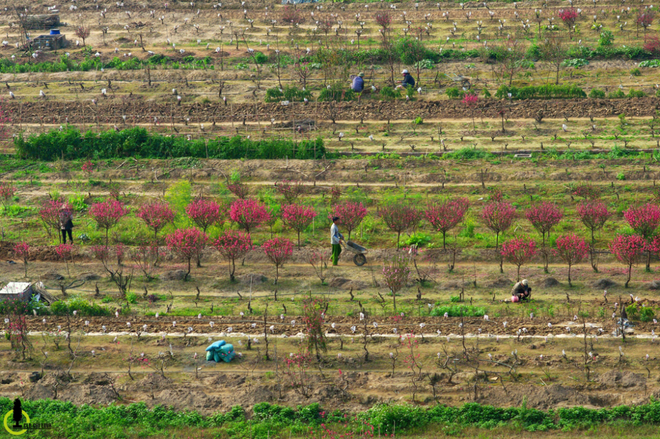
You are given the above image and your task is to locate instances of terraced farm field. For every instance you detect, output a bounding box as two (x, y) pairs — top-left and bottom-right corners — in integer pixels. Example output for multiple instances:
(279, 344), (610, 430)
(4, 0), (660, 437)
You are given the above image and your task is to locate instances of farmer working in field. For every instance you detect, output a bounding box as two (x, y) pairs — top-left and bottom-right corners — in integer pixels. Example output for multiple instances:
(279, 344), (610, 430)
(331, 216), (344, 266)
(510, 279), (532, 303)
(59, 204), (74, 244)
(350, 72), (365, 93)
(397, 69), (415, 89)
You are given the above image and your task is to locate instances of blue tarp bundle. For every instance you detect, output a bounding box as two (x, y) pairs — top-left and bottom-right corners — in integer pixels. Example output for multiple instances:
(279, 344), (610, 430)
(205, 340), (235, 363)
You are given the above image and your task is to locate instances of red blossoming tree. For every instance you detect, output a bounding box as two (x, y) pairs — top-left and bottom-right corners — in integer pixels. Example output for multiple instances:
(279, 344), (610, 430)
(13, 242), (29, 278)
(379, 204), (422, 248)
(577, 200), (611, 244)
(165, 228), (209, 280)
(137, 201), (175, 245)
(229, 199), (271, 234)
(276, 180), (306, 203)
(624, 203), (660, 270)
(0, 182), (15, 212)
(425, 198), (469, 249)
(186, 199), (224, 233)
(55, 243), (75, 276)
(213, 230), (253, 282)
(501, 237), (537, 281)
(558, 8), (578, 38)
(481, 201), (516, 249)
(526, 201), (563, 273)
(610, 234), (647, 288)
(330, 202), (367, 240)
(382, 253), (411, 312)
(89, 200), (130, 245)
(554, 234), (589, 286)
(462, 93), (479, 132)
(262, 237), (293, 284)
(281, 204), (317, 247)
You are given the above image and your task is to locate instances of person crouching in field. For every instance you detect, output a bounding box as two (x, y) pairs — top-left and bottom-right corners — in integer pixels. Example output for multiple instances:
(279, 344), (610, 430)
(507, 279), (531, 303)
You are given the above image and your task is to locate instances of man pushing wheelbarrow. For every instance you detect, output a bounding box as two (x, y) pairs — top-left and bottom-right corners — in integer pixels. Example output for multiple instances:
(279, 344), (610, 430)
(330, 217), (368, 266)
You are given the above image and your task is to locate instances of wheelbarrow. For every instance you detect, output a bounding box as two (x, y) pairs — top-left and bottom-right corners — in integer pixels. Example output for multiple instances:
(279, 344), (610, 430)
(343, 240), (368, 266)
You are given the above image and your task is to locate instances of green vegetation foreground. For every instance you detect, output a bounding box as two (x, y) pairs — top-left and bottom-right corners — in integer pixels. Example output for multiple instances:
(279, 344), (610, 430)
(9, 397), (660, 438)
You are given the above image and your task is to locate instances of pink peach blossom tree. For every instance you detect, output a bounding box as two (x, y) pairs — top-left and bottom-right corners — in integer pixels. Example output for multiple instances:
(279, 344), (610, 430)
(262, 237), (293, 284)
(89, 200), (130, 245)
(425, 197), (470, 249)
(229, 199), (271, 234)
(281, 204), (317, 247)
(213, 230), (253, 282)
(554, 234), (589, 286)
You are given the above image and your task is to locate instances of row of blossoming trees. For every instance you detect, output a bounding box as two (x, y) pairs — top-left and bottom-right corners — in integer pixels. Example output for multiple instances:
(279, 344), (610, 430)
(13, 185), (660, 288)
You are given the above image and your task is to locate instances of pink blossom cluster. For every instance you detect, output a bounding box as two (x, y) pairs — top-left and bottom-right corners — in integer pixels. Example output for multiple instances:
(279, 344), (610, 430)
(186, 199), (224, 232)
(230, 199), (271, 233)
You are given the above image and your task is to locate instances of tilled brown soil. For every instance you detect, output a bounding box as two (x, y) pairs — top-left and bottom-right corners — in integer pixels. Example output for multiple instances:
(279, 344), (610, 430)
(8, 98), (660, 125)
(30, 314), (645, 337)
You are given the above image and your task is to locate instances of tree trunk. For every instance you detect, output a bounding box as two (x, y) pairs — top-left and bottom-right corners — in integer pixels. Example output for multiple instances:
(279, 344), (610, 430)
(625, 264), (632, 288)
(230, 259), (236, 282)
(567, 264), (572, 287)
(392, 289), (397, 313)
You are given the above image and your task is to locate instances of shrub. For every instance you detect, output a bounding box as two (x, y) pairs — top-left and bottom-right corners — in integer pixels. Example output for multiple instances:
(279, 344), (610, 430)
(265, 86), (311, 103)
(51, 298), (112, 316)
(631, 67), (642, 76)
(628, 89), (646, 98)
(318, 83), (355, 102)
(589, 89), (606, 98)
(608, 89), (626, 98)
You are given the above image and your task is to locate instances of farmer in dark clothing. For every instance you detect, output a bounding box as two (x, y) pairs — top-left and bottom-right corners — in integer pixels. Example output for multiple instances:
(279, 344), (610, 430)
(350, 72), (365, 92)
(397, 69), (415, 89)
(509, 279), (531, 303)
(59, 204), (74, 244)
(330, 216), (344, 266)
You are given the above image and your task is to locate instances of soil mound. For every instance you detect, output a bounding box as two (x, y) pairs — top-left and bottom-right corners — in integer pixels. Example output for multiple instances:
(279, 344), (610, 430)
(597, 370), (646, 388)
(162, 270), (187, 281)
(593, 279), (617, 289)
(543, 277), (561, 288)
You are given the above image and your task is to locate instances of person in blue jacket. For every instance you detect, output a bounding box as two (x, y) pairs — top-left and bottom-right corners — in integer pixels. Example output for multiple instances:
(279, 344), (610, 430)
(397, 69), (415, 89)
(350, 72), (365, 92)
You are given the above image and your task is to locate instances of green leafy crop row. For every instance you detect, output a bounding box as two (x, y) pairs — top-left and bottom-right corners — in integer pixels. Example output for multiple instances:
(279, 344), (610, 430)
(14, 127), (326, 161)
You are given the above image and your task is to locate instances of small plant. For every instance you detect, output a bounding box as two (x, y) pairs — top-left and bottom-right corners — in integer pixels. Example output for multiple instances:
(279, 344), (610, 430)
(308, 251), (330, 285)
(413, 117), (424, 125)
(628, 89), (646, 98)
(382, 253), (411, 313)
(631, 67), (642, 76)
(598, 29), (614, 46)
(13, 242), (29, 278)
(379, 86), (400, 100)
